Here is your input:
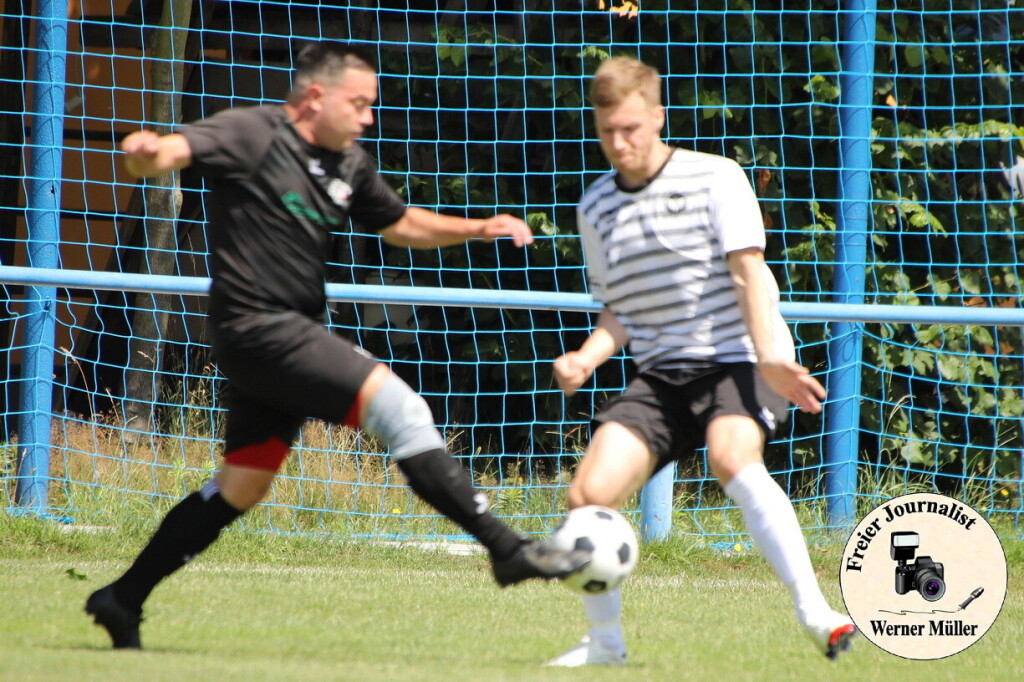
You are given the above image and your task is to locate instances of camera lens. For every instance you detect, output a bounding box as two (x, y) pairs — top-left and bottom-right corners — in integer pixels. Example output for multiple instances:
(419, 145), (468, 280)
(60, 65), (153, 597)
(916, 569), (946, 601)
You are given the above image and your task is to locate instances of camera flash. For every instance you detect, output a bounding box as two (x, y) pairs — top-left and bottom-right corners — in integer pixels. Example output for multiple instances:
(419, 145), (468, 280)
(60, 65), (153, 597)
(891, 531), (919, 547)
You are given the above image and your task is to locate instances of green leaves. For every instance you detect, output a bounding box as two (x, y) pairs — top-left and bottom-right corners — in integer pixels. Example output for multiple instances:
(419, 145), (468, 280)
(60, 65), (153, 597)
(680, 89), (734, 121)
(804, 75), (841, 102)
(367, 8), (1024, 483)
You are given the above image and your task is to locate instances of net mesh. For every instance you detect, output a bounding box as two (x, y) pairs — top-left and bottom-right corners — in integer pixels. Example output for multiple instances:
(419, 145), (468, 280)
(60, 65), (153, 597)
(1, 1), (1021, 540)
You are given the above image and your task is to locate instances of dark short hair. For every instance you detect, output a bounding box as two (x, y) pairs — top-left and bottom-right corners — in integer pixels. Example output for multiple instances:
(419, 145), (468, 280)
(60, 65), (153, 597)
(290, 42), (377, 97)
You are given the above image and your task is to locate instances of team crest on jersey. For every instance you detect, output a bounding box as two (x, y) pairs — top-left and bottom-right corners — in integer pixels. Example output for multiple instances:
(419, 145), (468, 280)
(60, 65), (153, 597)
(664, 191), (695, 215)
(327, 178), (353, 207)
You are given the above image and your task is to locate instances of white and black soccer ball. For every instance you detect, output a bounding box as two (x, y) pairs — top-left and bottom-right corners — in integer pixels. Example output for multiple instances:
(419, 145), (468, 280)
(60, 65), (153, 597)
(550, 505), (639, 594)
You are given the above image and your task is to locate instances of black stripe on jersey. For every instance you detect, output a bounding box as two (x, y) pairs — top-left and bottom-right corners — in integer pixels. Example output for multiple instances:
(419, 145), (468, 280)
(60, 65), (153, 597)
(604, 259), (698, 284)
(592, 202), (714, 243)
(604, 265), (728, 300)
(699, 297), (747, 322)
(607, 281), (736, 319)
(579, 175), (617, 213)
(612, 245), (712, 270)
(603, 281), (688, 309)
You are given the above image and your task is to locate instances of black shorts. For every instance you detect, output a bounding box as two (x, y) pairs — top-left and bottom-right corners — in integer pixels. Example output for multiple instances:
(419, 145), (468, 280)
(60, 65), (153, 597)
(211, 311), (378, 452)
(592, 363), (789, 470)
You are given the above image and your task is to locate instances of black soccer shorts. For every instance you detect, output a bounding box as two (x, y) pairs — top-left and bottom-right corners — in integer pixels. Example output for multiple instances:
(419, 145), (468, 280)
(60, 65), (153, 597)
(592, 362), (790, 469)
(211, 311), (379, 455)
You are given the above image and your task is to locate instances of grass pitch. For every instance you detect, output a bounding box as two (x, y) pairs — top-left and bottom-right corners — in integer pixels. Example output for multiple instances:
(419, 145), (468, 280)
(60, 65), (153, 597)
(1, 514), (1021, 681)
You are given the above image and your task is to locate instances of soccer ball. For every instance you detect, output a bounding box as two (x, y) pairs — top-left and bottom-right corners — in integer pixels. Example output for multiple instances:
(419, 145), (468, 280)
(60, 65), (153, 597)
(550, 505), (639, 594)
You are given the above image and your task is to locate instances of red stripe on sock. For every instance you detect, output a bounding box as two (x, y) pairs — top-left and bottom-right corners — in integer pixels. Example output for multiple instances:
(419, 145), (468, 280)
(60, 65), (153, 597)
(224, 436), (290, 472)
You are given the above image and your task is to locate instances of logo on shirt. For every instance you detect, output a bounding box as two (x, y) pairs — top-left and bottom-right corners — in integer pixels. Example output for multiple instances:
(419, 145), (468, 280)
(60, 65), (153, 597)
(282, 190), (341, 227)
(327, 178), (353, 208)
(308, 158), (325, 176)
(664, 192), (692, 214)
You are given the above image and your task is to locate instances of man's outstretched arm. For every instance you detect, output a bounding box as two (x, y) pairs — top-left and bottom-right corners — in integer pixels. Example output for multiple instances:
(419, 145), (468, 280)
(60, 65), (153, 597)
(379, 206), (534, 249)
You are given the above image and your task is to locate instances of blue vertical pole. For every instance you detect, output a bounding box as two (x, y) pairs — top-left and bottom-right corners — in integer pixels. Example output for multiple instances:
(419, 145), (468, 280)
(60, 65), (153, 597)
(15, 0), (69, 514)
(640, 462), (674, 541)
(824, 0), (877, 529)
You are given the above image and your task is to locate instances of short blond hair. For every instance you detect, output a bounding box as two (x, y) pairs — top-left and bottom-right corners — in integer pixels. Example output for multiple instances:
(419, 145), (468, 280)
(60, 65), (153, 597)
(590, 57), (661, 109)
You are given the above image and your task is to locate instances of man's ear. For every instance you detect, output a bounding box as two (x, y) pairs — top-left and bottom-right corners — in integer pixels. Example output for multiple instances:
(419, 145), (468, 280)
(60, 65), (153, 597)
(305, 82), (325, 113)
(654, 104), (666, 131)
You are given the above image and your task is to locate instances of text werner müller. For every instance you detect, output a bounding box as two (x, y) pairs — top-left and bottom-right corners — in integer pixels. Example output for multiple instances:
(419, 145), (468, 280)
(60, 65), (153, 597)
(870, 620), (979, 636)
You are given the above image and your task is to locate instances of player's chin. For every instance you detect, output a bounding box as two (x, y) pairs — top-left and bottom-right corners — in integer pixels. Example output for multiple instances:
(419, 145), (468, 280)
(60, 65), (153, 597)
(334, 134), (361, 150)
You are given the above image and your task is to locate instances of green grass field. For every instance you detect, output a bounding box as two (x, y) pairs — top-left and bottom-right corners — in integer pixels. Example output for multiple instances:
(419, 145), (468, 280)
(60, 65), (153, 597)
(1, 514), (1021, 682)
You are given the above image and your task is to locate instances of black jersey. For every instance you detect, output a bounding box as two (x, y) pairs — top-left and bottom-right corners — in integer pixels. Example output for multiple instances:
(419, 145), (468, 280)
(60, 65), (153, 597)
(181, 106), (407, 324)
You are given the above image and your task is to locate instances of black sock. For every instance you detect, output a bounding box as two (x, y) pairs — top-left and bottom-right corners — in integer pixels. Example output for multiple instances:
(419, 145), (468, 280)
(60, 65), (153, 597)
(112, 490), (243, 612)
(397, 448), (522, 560)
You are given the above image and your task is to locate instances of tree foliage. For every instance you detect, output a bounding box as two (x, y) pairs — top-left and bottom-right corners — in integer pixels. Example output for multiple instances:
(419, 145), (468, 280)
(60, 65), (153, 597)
(330, 4), (1023, 487)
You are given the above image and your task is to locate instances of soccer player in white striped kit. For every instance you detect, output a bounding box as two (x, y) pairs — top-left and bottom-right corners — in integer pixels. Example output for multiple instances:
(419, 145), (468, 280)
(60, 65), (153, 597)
(547, 56), (856, 666)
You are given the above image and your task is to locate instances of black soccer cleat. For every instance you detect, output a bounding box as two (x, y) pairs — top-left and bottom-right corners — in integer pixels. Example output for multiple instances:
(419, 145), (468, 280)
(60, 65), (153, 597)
(85, 585), (143, 649)
(492, 538), (592, 588)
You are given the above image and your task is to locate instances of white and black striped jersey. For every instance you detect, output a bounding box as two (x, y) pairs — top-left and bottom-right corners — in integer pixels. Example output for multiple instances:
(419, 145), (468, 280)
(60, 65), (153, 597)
(577, 147), (794, 372)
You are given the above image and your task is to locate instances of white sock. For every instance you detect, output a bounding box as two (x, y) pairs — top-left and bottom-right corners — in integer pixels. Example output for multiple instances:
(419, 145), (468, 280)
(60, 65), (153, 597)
(582, 588), (624, 652)
(723, 463), (830, 625)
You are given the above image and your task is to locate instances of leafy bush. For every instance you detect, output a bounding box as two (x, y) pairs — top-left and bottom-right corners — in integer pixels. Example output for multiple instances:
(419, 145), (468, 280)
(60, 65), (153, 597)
(326, 5), (1023, 488)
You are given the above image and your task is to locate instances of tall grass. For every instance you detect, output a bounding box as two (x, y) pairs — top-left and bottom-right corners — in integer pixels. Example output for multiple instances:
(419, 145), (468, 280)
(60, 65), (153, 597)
(3, 410), (1021, 544)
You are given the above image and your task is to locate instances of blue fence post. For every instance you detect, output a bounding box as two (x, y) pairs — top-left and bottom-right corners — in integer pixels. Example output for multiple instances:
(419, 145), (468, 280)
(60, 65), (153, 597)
(640, 462), (675, 541)
(824, 0), (878, 530)
(14, 0), (69, 517)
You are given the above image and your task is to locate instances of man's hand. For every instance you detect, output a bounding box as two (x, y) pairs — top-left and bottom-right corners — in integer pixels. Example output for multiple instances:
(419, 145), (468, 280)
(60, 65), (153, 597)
(119, 130), (191, 178)
(478, 214), (534, 248)
(758, 359), (826, 414)
(121, 130), (163, 169)
(553, 351), (595, 397)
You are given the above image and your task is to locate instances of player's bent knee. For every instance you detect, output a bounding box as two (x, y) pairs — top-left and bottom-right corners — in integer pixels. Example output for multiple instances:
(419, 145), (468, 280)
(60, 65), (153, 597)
(569, 476), (631, 510)
(363, 373), (445, 460)
(567, 486), (590, 510)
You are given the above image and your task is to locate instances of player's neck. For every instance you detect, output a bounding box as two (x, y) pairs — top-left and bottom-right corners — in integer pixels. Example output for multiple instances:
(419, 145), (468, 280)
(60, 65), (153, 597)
(283, 102), (317, 146)
(616, 142), (673, 189)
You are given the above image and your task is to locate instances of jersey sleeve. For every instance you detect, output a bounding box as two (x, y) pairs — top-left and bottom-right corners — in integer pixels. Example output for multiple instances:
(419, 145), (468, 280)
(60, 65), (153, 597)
(179, 107), (271, 180)
(577, 205), (608, 304)
(708, 159), (767, 255)
(347, 151), (408, 231)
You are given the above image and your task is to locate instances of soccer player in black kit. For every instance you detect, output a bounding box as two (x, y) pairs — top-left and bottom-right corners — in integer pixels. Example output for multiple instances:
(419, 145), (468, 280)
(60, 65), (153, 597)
(85, 42), (588, 650)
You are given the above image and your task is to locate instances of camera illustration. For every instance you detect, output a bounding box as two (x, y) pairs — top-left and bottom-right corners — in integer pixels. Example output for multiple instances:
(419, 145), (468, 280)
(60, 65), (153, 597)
(891, 531), (946, 601)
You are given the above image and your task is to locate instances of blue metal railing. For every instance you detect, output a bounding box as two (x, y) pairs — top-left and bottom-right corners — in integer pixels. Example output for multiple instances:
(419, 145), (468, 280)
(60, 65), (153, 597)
(6, 264), (1024, 536)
